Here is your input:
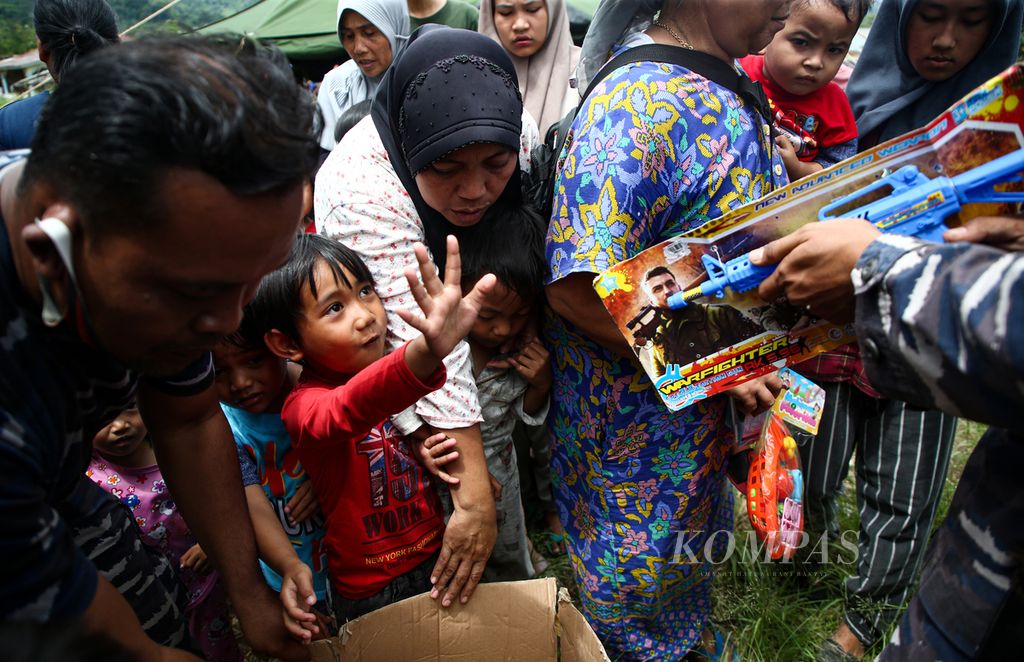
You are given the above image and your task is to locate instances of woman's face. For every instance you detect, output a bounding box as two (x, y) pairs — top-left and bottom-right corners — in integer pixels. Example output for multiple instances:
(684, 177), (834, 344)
(693, 0), (793, 58)
(905, 0), (993, 81)
(493, 0), (550, 58)
(340, 10), (393, 78)
(414, 143), (518, 226)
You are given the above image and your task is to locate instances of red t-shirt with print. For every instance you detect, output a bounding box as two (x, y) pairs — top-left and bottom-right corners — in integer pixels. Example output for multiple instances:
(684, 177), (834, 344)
(281, 343), (446, 599)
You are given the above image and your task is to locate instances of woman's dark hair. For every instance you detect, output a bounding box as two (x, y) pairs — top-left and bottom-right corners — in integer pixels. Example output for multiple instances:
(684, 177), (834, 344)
(459, 200), (547, 305)
(34, 0), (119, 81)
(22, 35), (320, 236)
(248, 233), (375, 342)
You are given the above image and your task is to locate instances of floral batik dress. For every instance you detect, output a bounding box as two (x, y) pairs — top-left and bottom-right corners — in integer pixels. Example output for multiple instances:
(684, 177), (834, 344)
(544, 55), (787, 660)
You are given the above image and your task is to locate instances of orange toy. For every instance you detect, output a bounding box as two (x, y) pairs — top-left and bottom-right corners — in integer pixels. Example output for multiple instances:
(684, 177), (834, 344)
(746, 413), (804, 560)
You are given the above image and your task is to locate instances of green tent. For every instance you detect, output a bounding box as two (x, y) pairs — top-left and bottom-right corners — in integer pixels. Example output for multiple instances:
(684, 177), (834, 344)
(196, 0), (342, 60)
(195, 0), (598, 62)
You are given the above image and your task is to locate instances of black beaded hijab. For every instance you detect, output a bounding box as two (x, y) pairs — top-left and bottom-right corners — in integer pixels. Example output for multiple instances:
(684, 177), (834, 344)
(371, 24), (524, 270)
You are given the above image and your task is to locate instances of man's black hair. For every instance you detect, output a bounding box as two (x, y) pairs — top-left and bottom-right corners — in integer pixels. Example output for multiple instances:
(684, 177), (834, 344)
(34, 0), (119, 81)
(644, 266), (675, 282)
(22, 35), (320, 235)
(247, 233), (375, 343)
(458, 200), (547, 305)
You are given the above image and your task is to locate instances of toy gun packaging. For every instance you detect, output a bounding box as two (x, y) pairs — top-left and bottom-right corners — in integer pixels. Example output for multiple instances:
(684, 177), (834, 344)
(668, 148), (1024, 310)
(591, 63), (1024, 411)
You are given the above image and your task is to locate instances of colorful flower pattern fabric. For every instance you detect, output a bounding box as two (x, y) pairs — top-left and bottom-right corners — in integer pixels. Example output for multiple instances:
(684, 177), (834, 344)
(545, 59), (787, 660)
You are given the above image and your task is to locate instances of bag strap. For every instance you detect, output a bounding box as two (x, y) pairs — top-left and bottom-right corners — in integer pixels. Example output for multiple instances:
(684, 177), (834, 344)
(581, 44), (774, 125)
(577, 43), (777, 160)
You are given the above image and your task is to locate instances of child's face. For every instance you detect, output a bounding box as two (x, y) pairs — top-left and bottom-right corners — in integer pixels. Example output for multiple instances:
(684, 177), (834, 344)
(213, 341), (290, 414)
(905, 0), (992, 82)
(763, 0), (858, 96)
(295, 258), (387, 376)
(468, 282), (532, 349)
(93, 408), (147, 458)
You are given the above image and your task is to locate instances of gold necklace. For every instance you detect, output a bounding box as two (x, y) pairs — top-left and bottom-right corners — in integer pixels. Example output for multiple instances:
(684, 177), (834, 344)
(653, 19), (693, 50)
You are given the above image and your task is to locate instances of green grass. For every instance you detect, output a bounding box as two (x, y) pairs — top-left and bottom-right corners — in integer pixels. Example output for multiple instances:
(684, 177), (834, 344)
(531, 419), (986, 660)
(712, 419), (985, 660)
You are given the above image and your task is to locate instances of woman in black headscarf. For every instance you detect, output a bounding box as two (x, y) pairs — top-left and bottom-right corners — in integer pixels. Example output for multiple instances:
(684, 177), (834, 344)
(314, 24), (538, 609)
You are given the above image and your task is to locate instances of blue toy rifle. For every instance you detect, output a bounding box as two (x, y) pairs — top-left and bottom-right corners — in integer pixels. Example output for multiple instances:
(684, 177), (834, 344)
(668, 148), (1024, 309)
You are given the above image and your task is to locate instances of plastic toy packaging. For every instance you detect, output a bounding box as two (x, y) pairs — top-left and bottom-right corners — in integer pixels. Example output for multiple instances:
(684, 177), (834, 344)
(746, 411), (804, 560)
(728, 368), (824, 560)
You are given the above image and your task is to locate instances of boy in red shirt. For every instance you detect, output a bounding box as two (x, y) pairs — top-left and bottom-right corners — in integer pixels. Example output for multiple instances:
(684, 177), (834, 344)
(253, 233), (487, 621)
(740, 0), (870, 180)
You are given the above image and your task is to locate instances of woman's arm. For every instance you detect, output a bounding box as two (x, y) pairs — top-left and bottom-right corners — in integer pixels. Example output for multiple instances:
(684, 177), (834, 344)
(547, 272), (634, 358)
(427, 423), (496, 607)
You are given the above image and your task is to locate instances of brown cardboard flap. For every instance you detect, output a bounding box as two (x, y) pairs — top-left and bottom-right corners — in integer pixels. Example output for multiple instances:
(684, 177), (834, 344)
(310, 578), (559, 661)
(556, 588), (611, 662)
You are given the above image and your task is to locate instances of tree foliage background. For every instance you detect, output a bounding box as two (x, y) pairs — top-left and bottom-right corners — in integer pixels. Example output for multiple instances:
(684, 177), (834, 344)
(0, 0), (258, 57)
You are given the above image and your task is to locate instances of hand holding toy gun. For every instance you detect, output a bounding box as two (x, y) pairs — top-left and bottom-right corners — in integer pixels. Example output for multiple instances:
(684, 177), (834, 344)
(668, 148), (1024, 309)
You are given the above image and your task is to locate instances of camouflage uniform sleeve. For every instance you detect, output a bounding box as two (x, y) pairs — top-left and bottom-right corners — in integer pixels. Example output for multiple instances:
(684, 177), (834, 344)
(852, 234), (1024, 432)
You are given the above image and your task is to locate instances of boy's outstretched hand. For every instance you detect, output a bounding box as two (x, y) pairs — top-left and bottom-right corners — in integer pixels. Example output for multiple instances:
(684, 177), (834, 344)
(280, 560), (330, 643)
(414, 432), (461, 485)
(398, 236), (496, 381)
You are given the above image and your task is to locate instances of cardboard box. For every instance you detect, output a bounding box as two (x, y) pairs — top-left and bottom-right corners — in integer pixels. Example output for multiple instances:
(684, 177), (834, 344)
(309, 578), (609, 661)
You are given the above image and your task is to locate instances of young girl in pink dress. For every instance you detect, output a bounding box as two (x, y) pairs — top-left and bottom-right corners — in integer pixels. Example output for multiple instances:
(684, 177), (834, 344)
(87, 407), (241, 661)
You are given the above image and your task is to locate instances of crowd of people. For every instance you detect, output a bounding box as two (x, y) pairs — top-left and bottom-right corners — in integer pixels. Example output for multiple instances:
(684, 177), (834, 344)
(0, 0), (1022, 660)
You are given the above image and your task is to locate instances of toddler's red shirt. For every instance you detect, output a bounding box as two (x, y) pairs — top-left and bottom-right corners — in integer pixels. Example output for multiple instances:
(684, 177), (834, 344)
(740, 54), (858, 162)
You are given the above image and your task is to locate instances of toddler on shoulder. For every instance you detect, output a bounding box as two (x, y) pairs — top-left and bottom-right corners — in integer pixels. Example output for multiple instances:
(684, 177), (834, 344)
(740, 0), (871, 180)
